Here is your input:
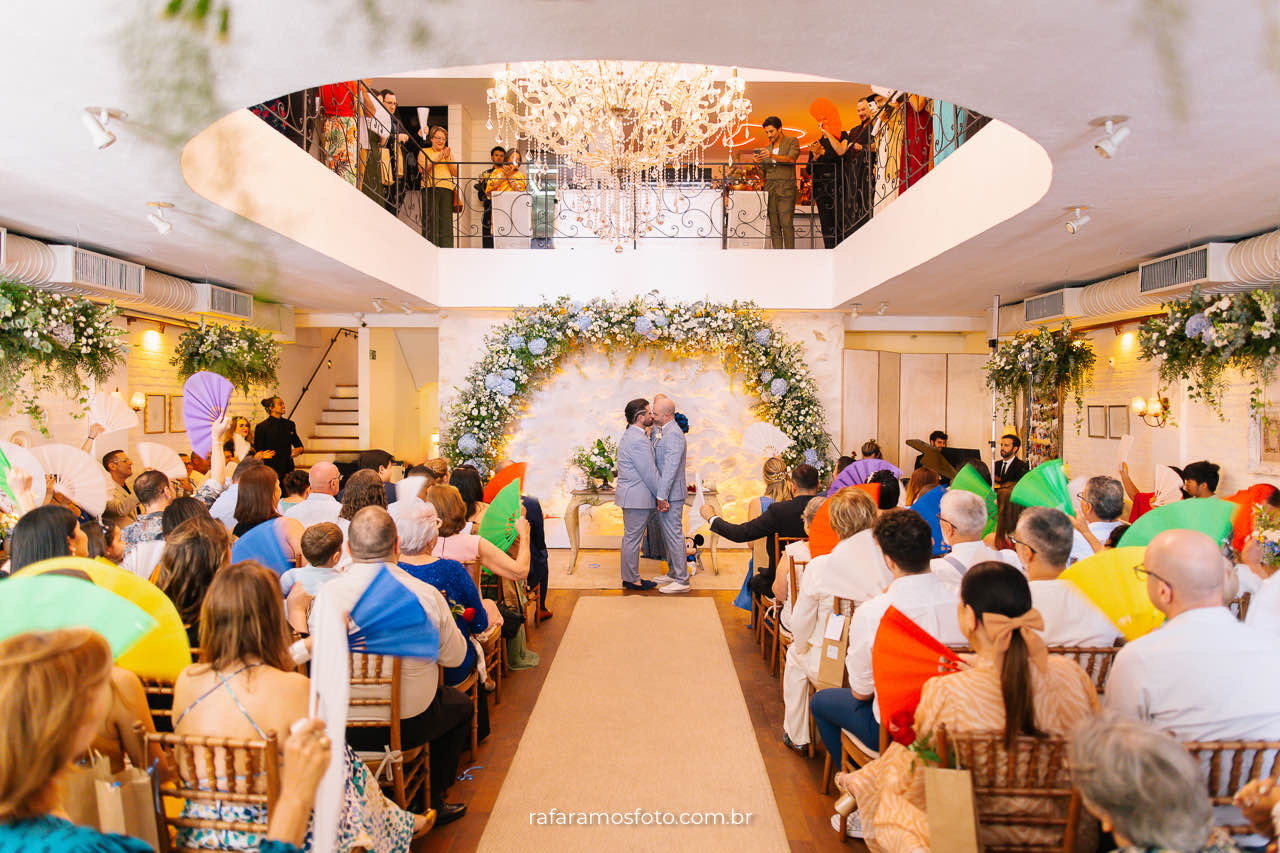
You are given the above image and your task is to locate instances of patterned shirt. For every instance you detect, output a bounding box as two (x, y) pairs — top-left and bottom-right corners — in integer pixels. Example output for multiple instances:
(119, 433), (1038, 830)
(121, 511), (163, 557)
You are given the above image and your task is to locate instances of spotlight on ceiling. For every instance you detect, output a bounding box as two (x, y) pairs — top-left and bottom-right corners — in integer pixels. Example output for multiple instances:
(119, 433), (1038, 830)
(876, 301), (889, 316)
(1065, 206), (1091, 236)
(146, 202), (173, 236)
(1090, 115), (1130, 159)
(371, 297), (387, 313)
(82, 107), (127, 150)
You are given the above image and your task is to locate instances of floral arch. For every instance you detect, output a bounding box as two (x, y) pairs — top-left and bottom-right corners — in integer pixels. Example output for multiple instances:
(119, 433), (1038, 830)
(442, 295), (833, 476)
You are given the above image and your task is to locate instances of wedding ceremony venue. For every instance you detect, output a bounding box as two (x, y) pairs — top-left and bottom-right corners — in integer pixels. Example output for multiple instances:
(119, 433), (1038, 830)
(5, 2), (1280, 851)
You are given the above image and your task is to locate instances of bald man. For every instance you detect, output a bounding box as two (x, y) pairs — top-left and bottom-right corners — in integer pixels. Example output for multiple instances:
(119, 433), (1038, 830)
(651, 395), (691, 592)
(1106, 529), (1280, 741)
(284, 461), (342, 528)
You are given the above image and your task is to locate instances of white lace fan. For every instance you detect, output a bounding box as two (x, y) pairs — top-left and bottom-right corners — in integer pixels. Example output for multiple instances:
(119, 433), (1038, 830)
(137, 442), (187, 481)
(0, 440), (47, 506)
(31, 443), (108, 518)
(88, 392), (139, 434)
(741, 421), (793, 459)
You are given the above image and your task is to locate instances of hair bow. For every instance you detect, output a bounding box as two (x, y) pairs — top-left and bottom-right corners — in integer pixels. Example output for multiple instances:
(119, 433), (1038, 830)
(981, 609), (1049, 671)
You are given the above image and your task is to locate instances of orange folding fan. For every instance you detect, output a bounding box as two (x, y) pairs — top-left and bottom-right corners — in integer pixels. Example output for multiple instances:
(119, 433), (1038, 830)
(872, 606), (964, 744)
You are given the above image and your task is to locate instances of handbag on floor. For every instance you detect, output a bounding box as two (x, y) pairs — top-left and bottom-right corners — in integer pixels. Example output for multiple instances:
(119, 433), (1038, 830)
(924, 766), (982, 853)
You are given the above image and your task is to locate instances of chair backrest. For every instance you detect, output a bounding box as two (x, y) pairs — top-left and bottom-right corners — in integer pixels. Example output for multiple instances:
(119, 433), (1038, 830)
(139, 722), (279, 852)
(1047, 646), (1120, 694)
(1183, 739), (1280, 837)
(787, 556), (807, 605)
(347, 652), (406, 750)
(936, 724), (1081, 853)
(1229, 592), (1252, 622)
(142, 679), (175, 732)
(775, 535), (804, 567)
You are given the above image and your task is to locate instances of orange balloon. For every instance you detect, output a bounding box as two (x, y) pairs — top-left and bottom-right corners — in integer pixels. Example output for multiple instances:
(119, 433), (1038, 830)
(809, 97), (842, 137)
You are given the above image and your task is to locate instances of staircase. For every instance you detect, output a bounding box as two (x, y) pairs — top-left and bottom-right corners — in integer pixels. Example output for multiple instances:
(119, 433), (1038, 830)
(296, 384), (361, 469)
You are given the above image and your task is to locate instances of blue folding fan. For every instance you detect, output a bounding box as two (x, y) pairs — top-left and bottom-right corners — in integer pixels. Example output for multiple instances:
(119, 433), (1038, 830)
(231, 520), (292, 576)
(349, 565), (439, 660)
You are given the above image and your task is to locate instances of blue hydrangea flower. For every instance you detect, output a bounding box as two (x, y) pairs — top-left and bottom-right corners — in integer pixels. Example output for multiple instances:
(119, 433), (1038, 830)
(803, 448), (819, 466)
(770, 377), (789, 397)
(1184, 312), (1210, 339)
(760, 370), (774, 384)
(499, 379), (517, 396)
(529, 337), (548, 355)
(634, 316), (654, 336)
(501, 369), (516, 380)
(650, 312), (669, 328)
(507, 333), (525, 350)
(457, 433), (479, 453)
(754, 328), (772, 345)
(575, 314), (593, 332)
(465, 458), (487, 476)
(569, 300), (584, 314)
(484, 372), (502, 391)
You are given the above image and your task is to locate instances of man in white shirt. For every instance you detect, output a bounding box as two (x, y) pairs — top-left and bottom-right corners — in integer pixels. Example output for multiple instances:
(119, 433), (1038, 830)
(810, 509), (965, 762)
(316, 506), (471, 822)
(1013, 506), (1122, 646)
(1068, 476), (1126, 564)
(285, 461), (343, 529)
(931, 490), (1018, 586)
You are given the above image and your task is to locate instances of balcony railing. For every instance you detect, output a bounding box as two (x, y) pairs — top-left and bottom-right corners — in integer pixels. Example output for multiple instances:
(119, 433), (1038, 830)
(248, 82), (989, 250)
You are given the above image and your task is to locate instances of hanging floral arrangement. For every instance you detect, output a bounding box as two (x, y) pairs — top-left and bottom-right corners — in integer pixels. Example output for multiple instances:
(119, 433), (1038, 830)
(171, 320), (281, 394)
(1139, 287), (1279, 415)
(984, 321), (1097, 423)
(0, 279), (127, 430)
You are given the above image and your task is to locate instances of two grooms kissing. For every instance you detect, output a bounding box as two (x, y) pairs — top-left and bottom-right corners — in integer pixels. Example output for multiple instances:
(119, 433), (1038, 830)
(617, 395), (690, 593)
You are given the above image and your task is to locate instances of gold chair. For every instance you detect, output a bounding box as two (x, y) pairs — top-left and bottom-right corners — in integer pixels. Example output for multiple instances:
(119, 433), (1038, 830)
(1183, 739), (1280, 839)
(1230, 592), (1253, 622)
(759, 536), (804, 658)
(346, 652), (430, 810)
(775, 556), (808, 684)
(1047, 646), (1121, 695)
(140, 722), (280, 853)
(478, 624), (503, 706)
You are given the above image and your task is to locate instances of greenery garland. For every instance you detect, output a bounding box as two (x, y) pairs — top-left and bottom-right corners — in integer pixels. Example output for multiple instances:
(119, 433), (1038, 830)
(1139, 287), (1279, 415)
(442, 295), (833, 477)
(171, 320), (281, 395)
(984, 321), (1097, 426)
(0, 279), (126, 430)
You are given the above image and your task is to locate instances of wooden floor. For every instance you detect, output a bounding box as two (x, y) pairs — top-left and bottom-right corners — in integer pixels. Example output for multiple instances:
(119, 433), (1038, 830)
(418, 588), (867, 852)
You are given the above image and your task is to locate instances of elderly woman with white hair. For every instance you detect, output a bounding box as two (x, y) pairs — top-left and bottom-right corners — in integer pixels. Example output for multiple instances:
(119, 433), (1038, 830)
(1069, 714), (1234, 852)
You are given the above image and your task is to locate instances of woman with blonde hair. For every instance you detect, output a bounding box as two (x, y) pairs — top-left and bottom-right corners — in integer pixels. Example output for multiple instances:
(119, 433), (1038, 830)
(417, 125), (457, 247)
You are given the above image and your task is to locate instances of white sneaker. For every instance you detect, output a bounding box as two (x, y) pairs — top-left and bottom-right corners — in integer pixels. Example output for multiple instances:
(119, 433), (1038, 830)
(659, 581), (691, 594)
(830, 811), (865, 838)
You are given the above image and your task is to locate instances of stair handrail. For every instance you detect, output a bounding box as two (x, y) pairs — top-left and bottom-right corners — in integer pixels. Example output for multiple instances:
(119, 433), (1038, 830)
(289, 328), (358, 421)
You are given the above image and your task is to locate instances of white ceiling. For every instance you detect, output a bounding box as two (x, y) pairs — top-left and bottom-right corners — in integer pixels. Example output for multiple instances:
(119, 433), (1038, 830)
(2, 0), (1278, 315)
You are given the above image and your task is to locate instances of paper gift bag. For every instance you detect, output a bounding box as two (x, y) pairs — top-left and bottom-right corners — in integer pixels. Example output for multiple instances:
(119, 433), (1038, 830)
(62, 752), (111, 829)
(924, 766), (983, 853)
(96, 765), (160, 851)
(815, 610), (851, 690)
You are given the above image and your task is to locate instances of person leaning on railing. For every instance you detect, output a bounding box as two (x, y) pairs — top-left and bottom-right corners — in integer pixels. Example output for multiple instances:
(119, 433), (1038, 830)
(418, 125), (458, 248)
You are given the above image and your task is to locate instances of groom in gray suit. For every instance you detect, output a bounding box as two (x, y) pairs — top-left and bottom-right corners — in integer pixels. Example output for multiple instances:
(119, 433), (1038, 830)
(652, 395), (691, 593)
(616, 398), (661, 590)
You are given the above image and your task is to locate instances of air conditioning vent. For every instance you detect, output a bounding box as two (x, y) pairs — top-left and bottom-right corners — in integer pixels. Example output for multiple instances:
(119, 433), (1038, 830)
(46, 245), (145, 300)
(1024, 288), (1083, 324)
(1138, 243), (1234, 294)
(192, 281), (254, 320)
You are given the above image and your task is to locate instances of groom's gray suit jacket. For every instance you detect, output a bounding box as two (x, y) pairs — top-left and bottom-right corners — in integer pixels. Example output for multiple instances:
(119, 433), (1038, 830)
(615, 424), (660, 508)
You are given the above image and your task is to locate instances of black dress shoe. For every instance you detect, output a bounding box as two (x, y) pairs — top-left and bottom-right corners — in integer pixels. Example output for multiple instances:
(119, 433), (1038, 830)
(432, 801), (468, 826)
(622, 579), (658, 590)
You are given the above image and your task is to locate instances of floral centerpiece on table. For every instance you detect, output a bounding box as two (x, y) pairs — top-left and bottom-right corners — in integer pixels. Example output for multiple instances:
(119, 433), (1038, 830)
(1139, 287), (1280, 415)
(172, 320), (281, 394)
(984, 321), (1097, 426)
(1254, 504), (1280, 574)
(0, 279), (126, 431)
(571, 437), (618, 490)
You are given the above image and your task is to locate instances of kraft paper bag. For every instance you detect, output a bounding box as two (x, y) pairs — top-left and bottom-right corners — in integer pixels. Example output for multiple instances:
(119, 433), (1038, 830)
(924, 766), (983, 853)
(816, 611), (851, 690)
(62, 752), (111, 829)
(95, 765), (160, 851)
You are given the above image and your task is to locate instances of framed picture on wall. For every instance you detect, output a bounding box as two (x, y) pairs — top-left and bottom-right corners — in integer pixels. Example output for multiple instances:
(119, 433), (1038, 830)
(168, 396), (184, 433)
(1107, 405), (1129, 439)
(143, 394), (166, 434)
(1248, 404), (1280, 475)
(1086, 406), (1107, 438)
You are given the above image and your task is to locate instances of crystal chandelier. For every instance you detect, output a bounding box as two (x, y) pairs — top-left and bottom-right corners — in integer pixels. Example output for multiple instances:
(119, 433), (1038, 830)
(486, 61), (751, 247)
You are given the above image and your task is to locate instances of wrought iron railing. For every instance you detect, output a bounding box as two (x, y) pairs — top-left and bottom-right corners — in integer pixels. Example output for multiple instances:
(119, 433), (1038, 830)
(247, 83), (989, 249)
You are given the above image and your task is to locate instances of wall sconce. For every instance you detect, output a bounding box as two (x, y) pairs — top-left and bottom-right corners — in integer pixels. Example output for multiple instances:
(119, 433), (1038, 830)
(1131, 394), (1170, 427)
(129, 391), (145, 412)
(141, 328), (164, 352)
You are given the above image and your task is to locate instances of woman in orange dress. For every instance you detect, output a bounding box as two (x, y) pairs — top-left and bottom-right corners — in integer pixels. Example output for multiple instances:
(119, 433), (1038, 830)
(833, 561), (1100, 850)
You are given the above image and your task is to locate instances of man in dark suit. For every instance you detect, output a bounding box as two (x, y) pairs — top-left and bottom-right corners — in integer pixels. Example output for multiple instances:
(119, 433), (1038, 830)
(700, 463), (823, 596)
(994, 433), (1029, 487)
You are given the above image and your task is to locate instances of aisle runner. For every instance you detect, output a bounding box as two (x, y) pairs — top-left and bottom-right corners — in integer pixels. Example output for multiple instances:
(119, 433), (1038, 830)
(546, 549), (749, 591)
(477, 596), (788, 851)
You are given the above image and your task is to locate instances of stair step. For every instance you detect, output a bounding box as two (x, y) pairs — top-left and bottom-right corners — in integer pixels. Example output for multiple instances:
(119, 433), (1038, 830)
(332, 385), (358, 399)
(319, 410), (359, 425)
(308, 437), (361, 451)
(314, 423), (359, 438)
(327, 397), (358, 411)
(295, 450), (360, 468)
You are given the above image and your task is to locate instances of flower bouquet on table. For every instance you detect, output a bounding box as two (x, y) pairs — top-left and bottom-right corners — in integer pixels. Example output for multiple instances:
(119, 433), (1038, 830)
(1254, 503), (1280, 574)
(571, 437), (618, 491)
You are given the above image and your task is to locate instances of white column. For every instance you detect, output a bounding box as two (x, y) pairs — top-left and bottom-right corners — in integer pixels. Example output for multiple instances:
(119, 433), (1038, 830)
(357, 325), (372, 448)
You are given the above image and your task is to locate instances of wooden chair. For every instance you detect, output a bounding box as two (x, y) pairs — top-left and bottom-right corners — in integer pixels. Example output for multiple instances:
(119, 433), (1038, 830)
(935, 724), (1082, 853)
(140, 722), (280, 853)
(142, 679), (176, 733)
(759, 536), (804, 657)
(346, 652), (430, 810)
(478, 624), (503, 706)
(811, 595), (857, 773)
(1047, 646), (1121, 694)
(1230, 592), (1253, 622)
(1183, 739), (1280, 839)
(775, 556), (808, 683)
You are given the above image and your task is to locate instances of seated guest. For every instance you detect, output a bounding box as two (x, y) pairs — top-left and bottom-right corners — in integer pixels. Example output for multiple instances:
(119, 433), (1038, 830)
(868, 470), (901, 509)
(811, 509), (966, 763)
(285, 461), (343, 528)
(833, 560), (1099, 844)
(861, 440), (884, 460)
(835, 455), (855, 475)
(449, 466), (487, 528)
(425, 484), (530, 580)
(81, 519), (125, 564)
(1015, 507), (1122, 646)
(702, 463), (822, 596)
(1107, 528), (1280, 740)
(912, 429), (947, 471)
(984, 490), (1025, 551)
(903, 467), (938, 507)
(770, 495), (825, 620)
(337, 468), (388, 539)
(176, 560), (431, 844)
(9, 505), (88, 572)
(1120, 462), (1184, 522)
(318, 507), (471, 824)
(347, 448), (398, 505)
(495, 460), (552, 620)
(782, 489), (879, 752)
(1180, 460), (1221, 498)
(277, 470), (310, 513)
(282, 522), (344, 634)
(101, 448), (139, 530)
(120, 470), (173, 558)
(232, 465), (305, 569)
(91, 663), (164, 776)
(210, 456), (264, 531)
(1070, 715), (1227, 853)
(1068, 475), (1127, 563)
(156, 516), (232, 645)
(123, 496), (209, 579)
(739, 456), (796, 594)
(931, 490), (1018, 586)
(426, 457), (450, 483)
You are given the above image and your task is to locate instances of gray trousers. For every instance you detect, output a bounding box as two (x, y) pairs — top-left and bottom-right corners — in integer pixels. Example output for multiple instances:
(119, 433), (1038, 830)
(658, 500), (689, 583)
(621, 507), (654, 584)
(767, 187), (796, 249)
